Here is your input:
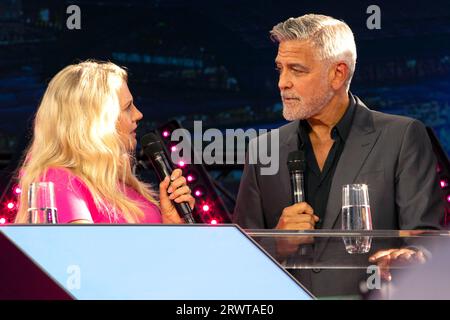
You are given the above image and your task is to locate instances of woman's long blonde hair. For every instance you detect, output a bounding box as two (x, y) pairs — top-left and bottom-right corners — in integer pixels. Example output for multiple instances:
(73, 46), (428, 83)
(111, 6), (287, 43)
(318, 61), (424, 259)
(15, 60), (158, 223)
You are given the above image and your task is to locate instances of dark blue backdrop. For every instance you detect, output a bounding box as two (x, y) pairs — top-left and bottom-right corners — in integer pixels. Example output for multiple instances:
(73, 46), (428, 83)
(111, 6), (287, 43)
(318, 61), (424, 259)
(1, 0), (449, 195)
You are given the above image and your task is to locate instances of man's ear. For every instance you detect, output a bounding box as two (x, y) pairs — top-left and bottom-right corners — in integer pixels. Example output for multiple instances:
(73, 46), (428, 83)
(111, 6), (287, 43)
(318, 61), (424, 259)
(330, 62), (349, 90)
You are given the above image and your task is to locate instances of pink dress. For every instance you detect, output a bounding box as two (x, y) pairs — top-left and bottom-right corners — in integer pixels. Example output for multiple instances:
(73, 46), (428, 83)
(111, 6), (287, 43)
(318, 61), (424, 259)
(39, 167), (162, 223)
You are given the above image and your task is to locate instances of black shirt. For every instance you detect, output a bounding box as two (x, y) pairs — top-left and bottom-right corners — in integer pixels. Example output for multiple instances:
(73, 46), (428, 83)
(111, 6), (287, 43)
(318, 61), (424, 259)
(298, 95), (356, 229)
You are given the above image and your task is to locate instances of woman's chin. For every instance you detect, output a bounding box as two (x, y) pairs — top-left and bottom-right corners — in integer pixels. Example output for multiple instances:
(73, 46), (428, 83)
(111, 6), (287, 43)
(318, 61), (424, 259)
(125, 136), (137, 153)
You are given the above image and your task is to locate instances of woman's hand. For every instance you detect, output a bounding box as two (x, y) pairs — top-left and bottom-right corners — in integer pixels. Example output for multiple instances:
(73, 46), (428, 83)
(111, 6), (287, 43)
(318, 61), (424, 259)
(159, 168), (195, 224)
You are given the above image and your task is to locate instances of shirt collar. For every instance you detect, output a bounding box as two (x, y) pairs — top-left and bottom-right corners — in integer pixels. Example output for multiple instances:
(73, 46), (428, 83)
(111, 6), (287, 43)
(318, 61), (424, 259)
(334, 93), (356, 141)
(298, 92), (356, 144)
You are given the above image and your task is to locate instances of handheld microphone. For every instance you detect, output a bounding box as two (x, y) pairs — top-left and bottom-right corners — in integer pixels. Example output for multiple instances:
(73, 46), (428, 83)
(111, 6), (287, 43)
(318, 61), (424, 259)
(287, 150), (306, 204)
(141, 133), (195, 224)
(287, 150), (314, 257)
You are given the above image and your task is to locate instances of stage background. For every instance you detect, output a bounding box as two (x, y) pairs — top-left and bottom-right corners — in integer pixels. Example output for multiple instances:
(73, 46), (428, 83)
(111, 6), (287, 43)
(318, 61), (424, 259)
(0, 0), (449, 216)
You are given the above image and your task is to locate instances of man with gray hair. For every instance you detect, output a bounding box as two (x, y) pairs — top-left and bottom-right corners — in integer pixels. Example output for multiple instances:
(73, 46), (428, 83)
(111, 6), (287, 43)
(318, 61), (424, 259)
(233, 14), (443, 297)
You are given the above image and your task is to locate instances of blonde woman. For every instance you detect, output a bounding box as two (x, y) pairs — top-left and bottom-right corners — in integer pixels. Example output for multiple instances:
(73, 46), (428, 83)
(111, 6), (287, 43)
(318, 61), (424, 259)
(15, 60), (194, 224)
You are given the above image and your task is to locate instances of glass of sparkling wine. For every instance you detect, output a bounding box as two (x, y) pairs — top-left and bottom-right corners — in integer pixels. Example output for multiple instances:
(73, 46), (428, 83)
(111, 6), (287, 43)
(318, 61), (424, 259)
(28, 182), (58, 224)
(341, 184), (372, 254)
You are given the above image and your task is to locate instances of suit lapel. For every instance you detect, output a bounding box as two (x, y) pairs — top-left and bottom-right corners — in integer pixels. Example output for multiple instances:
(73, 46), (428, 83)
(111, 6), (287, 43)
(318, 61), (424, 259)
(276, 120), (301, 216)
(283, 120), (301, 194)
(321, 127), (381, 229)
(315, 99), (381, 258)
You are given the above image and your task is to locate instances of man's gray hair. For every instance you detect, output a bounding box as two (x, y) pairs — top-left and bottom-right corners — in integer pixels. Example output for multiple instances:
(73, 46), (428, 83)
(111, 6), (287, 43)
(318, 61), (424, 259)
(270, 14), (357, 89)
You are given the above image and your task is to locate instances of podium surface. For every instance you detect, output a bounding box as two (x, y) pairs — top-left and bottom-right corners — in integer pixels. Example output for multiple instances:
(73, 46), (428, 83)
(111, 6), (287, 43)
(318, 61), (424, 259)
(248, 229), (450, 299)
(0, 225), (313, 300)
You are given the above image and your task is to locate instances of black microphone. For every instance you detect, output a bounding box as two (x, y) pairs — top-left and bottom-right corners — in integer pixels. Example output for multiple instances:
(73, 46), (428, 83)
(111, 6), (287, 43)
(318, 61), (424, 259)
(141, 133), (195, 224)
(287, 150), (313, 257)
(287, 150), (306, 204)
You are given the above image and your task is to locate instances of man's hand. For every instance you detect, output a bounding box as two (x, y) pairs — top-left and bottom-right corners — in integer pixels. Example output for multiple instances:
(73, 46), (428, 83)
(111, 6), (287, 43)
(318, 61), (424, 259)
(369, 248), (427, 281)
(274, 202), (318, 257)
(275, 235), (315, 258)
(275, 202), (319, 230)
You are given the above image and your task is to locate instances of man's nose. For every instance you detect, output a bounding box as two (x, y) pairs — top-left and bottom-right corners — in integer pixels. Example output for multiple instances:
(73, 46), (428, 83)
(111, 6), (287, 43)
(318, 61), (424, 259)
(278, 71), (293, 91)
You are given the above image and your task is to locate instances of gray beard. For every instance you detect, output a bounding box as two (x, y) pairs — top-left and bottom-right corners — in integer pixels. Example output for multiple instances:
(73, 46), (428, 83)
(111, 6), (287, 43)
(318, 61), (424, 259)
(282, 89), (334, 121)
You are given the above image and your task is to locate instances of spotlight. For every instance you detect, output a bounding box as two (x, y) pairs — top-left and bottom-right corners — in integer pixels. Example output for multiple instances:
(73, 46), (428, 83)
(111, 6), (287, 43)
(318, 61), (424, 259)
(14, 187), (22, 194)
(0, 217), (6, 224)
(210, 219), (218, 225)
(171, 146), (177, 152)
(202, 204), (210, 212)
(162, 130), (170, 138)
(440, 179), (448, 188)
(193, 187), (205, 198)
(7, 202), (15, 210)
(447, 195), (450, 203)
(187, 174), (196, 183)
(178, 160), (186, 168)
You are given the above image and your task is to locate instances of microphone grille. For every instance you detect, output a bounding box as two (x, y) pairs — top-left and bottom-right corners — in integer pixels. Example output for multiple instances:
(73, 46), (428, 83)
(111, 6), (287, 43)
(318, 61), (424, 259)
(141, 133), (164, 155)
(141, 132), (159, 146)
(287, 150), (306, 172)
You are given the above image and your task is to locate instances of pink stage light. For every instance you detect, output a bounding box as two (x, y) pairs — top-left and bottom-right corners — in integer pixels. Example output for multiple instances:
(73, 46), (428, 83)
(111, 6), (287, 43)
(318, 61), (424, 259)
(193, 187), (205, 198)
(202, 204), (210, 212)
(210, 219), (218, 225)
(14, 187), (22, 194)
(440, 180), (448, 188)
(0, 217), (6, 224)
(7, 202), (15, 210)
(178, 161), (186, 168)
(162, 130), (170, 138)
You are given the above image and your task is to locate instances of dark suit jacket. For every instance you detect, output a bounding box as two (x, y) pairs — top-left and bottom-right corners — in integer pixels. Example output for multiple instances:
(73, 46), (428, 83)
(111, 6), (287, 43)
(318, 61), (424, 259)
(233, 94), (444, 297)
